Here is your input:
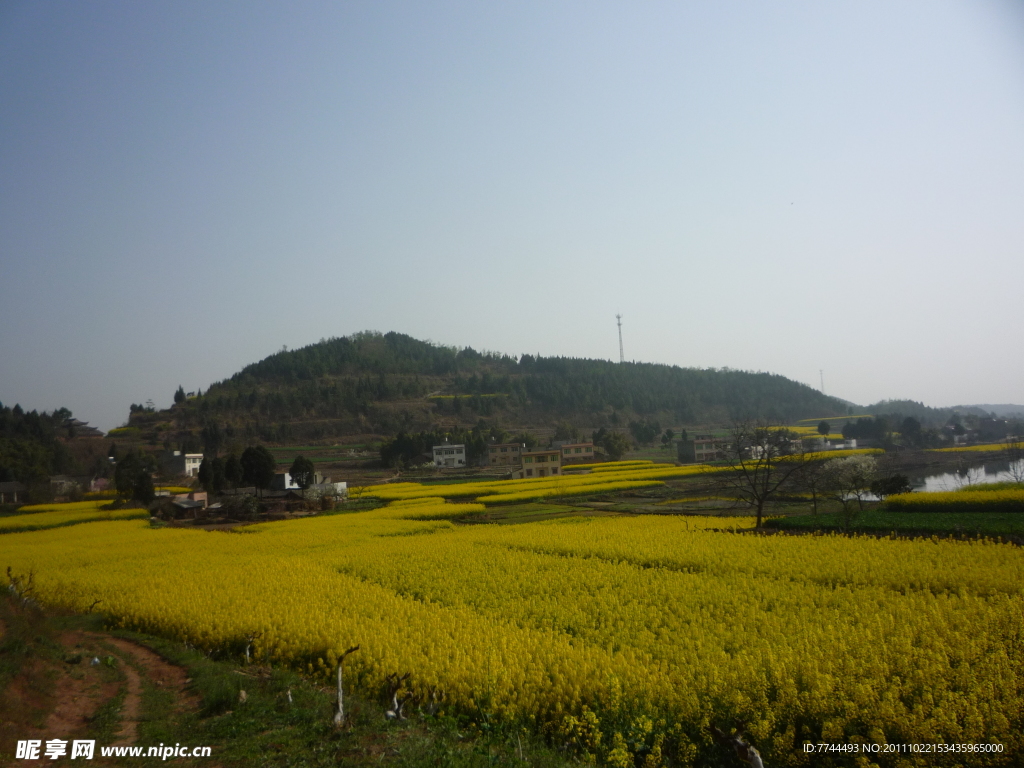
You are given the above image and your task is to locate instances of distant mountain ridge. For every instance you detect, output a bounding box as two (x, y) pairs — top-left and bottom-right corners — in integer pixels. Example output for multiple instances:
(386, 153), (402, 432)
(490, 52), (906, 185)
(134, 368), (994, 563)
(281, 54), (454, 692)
(131, 331), (856, 445)
(953, 404), (1024, 418)
(864, 400), (1024, 425)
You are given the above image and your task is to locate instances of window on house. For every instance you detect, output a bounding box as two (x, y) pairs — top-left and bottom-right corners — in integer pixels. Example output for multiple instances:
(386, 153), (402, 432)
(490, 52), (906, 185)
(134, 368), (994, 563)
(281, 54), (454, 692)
(526, 469), (533, 477)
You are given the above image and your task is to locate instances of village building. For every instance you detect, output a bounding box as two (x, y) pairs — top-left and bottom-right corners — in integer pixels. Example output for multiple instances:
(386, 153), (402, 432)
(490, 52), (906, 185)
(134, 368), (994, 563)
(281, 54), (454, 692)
(161, 450), (204, 477)
(804, 436), (858, 452)
(172, 490), (208, 507)
(512, 448), (561, 479)
(555, 441), (595, 463)
(271, 472), (301, 491)
(269, 472), (344, 498)
(680, 434), (729, 463)
(433, 443), (467, 468)
(0, 481), (26, 504)
(487, 442), (526, 466)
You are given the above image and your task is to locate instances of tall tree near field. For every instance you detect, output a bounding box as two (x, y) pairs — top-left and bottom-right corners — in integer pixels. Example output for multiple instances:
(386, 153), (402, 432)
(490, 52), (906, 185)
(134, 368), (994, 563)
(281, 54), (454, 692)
(210, 457), (226, 493)
(711, 421), (810, 528)
(817, 421), (830, 438)
(289, 455), (316, 489)
(114, 450), (156, 503)
(794, 458), (829, 514)
(553, 422), (580, 442)
(198, 458), (224, 492)
(240, 446), (276, 496)
(174, 385), (186, 405)
(197, 458), (211, 488)
(628, 419), (661, 445)
(114, 452), (142, 499)
(133, 471), (155, 505)
(601, 431), (632, 461)
(201, 422), (222, 457)
(223, 454), (243, 488)
(900, 416), (923, 448)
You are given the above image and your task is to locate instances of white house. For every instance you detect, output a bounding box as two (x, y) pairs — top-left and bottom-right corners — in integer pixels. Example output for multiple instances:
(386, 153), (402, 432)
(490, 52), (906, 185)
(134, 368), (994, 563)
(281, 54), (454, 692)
(433, 443), (466, 468)
(162, 451), (204, 477)
(271, 472), (300, 490)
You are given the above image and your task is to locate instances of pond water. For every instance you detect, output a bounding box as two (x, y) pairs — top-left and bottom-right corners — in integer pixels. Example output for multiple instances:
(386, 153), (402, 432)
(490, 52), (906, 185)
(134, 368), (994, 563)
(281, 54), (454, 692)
(911, 459), (1024, 492)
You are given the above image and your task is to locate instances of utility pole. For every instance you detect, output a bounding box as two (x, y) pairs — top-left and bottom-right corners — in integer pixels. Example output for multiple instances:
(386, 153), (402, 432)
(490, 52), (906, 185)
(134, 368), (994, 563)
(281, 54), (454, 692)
(820, 370), (825, 394)
(616, 314), (624, 364)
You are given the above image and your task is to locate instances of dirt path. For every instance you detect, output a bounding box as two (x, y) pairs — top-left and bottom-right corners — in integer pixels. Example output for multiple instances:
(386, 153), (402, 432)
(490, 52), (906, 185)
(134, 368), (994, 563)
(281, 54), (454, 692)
(4, 630), (120, 766)
(1, 621), (199, 765)
(108, 651), (143, 746)
(101, 635), (198, 745)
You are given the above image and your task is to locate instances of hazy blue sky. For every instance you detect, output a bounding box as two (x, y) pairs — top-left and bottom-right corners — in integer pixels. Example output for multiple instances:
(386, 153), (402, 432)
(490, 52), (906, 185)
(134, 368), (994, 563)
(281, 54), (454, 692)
(2, 1), (1023, 430)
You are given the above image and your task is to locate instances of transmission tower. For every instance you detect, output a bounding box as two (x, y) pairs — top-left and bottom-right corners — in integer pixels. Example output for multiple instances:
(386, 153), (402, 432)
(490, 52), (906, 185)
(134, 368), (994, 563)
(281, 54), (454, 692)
(820, 369), (825, 394)
(616, 314), (624, 364)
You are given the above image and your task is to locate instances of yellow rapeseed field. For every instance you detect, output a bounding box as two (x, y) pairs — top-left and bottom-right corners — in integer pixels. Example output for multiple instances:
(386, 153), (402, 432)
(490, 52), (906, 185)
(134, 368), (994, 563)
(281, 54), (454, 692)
(1, 495), (1021, 766)
(0, 504), (148, 533)
(790, 448), (884, 462)
(797, 415), (872, 422)
(15, 500), (113, 513)
(887, 489), (1024, 514)
(929, 443), (1020, 453)
(562, 460), (656, 472)
(352, 463), (727, 504)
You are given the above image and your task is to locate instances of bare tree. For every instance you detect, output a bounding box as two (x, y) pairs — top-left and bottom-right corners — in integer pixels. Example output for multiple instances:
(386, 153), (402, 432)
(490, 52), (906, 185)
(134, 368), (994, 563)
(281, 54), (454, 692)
(794, 458), (829, 514)
(710, 420), (810, 528)
(710, 722), (764, 768)
(1005, 436), (1024, 484)
(333, 645), (360, 728)
(952, 454), (983, 489)
(383, 672), (413, 720)
(6, 567), (36, 608)
(243, 631), (263, 664)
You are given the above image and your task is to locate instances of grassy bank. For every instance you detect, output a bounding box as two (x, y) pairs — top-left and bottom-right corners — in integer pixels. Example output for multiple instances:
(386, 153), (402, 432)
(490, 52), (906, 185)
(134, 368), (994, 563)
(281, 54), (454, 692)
(0, 597), (568, 767)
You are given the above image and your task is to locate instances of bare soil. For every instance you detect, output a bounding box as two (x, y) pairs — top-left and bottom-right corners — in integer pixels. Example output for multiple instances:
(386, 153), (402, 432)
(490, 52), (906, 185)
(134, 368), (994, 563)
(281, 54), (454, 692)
(0, 613), (199, 767)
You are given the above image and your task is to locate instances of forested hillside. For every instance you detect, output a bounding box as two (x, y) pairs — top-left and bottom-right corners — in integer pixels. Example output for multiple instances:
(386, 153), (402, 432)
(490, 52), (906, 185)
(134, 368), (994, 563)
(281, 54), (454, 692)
(131, 331), (852, 446)
(0, 403), (77, 484)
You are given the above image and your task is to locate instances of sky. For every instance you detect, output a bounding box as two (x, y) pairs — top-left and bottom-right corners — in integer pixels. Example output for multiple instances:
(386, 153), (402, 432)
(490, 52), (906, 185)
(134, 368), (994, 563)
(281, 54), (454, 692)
(2, 1), (1023, 430)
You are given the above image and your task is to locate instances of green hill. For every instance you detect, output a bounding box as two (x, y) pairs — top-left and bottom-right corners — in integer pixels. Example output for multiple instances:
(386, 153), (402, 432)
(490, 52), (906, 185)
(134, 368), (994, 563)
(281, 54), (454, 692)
(129, 331), (853, 447)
